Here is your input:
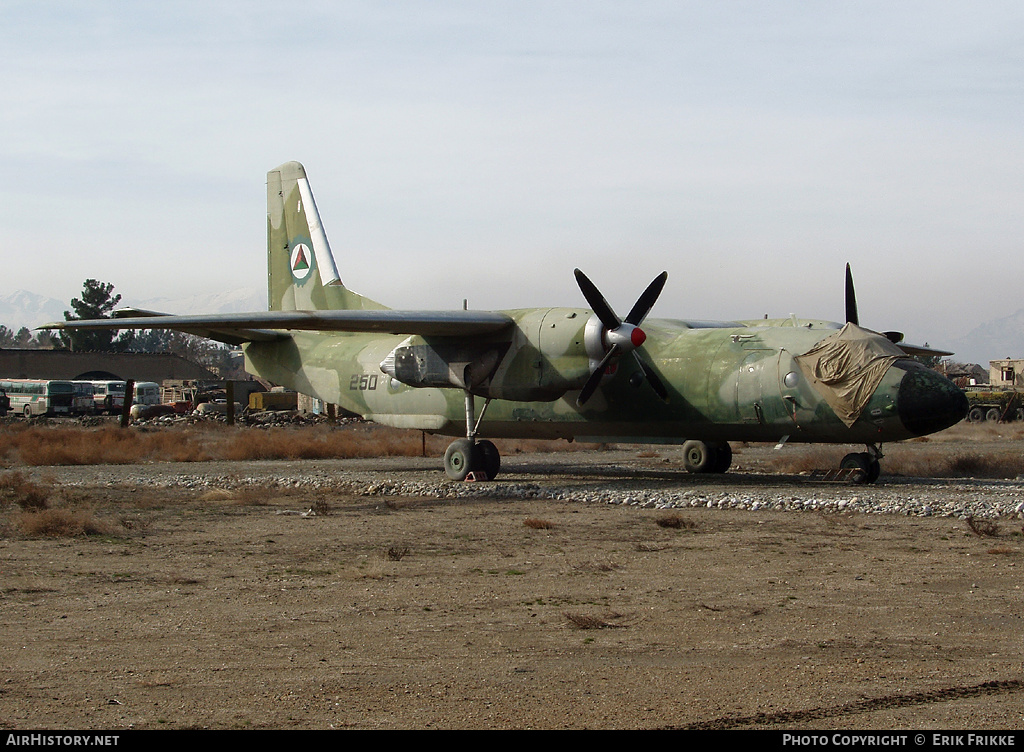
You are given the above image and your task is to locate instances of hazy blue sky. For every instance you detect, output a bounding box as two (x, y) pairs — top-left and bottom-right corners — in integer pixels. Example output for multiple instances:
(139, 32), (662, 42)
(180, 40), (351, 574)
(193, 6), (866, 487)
(3, 1), (1022, 349)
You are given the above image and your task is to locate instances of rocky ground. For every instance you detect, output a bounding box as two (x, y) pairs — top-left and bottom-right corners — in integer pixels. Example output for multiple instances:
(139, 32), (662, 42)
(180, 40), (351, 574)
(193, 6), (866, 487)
(1, 438), (1023, 729)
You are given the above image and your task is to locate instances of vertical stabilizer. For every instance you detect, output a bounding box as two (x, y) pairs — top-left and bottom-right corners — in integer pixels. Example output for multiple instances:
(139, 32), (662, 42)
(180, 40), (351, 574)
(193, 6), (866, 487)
(267, 161), (385, 311)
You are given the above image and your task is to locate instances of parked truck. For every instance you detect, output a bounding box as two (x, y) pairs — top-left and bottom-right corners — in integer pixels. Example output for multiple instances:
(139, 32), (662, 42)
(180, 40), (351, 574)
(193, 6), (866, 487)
(963, 386), (1024, 422)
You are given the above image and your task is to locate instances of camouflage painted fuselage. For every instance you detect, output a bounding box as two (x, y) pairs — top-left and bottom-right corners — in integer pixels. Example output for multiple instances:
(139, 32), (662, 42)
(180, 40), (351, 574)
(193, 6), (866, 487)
(243, 310), (964, 446)
(46, 160), (965, 449)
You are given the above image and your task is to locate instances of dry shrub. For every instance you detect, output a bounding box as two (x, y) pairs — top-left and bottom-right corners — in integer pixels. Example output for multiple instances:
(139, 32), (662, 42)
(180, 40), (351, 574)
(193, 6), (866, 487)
(0, 470), (50, 510)
(885, 449), (1024, 479)
(0, 422), (608, 468)
(198, 489), (237, 502)
(966, 517), (1001, 538)
(386, 545), (410, 561)
(524, 517), (555, 529)
(574, 560), (620, 572)
(769, 447), (843, 475)
(214, 426), (429, 461)
(0, 426), (209, 466)
(234, 486), (278, 505)
(656, 513), (697, 530)
(18, 508), (115, 537)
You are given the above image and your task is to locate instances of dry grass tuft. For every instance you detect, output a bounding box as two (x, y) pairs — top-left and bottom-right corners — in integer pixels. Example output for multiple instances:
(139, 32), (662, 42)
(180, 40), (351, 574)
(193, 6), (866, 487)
(635, 542), (668, 552)
(0, 425), (211, 466)
(523, 517), (555, 529)
(655, 513), (697, 530)
(386, 545), (410, 561)
(966, 517), (1001, 538)
(0, 470), (51, 510)
(574, 560), (620, 572)
(18, 508), (116, 537)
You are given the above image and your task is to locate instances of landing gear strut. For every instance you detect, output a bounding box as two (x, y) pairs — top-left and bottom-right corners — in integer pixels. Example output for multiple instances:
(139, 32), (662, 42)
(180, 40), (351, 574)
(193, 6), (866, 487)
(840, 445), (882, 484)
(443, 392), (500, 481)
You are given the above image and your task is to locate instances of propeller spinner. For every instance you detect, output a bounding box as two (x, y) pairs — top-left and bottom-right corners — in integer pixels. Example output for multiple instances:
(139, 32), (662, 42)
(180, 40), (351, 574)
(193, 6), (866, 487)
(574, 268), (669, 406)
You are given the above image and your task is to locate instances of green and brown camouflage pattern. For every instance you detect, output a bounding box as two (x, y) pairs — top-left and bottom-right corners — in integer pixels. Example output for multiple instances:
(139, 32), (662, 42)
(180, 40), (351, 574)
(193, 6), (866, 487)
(45, 161), (969, 447)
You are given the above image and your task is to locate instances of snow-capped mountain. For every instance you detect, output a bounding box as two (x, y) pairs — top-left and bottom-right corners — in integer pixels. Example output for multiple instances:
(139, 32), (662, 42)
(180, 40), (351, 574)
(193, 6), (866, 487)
(947, 310), (1024, 367)
(0, 290), (67, 332)
(124, 288), (266, 317)
(0, 288), (264, 333)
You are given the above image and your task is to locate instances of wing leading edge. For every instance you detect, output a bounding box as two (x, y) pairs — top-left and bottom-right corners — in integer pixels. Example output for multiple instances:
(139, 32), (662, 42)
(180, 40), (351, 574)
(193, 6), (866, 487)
(41, 309), (517, 346)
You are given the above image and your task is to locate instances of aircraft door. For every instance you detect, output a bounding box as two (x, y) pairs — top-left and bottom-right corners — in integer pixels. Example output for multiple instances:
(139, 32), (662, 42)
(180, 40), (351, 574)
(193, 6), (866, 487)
(778, 349), (817, 431)
(736, 348), (795, 430)
(736, 350), (772, 425)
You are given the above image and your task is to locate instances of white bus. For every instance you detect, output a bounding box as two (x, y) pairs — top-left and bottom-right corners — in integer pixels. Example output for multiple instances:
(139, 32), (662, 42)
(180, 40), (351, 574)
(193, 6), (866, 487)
(71, 381), (96, 415)
(0, 379), (75, 417)
(133, 382), (161, 406)
(89, 380), (126, 414)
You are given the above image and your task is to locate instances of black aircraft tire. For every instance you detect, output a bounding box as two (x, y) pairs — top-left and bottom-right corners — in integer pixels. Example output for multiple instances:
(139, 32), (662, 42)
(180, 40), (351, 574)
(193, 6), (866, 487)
(444, 439), (475, 481)
(866, 456), (881, 484)
(708, 441), (732, 473)
(840, 452), (871, 485)
(474, 440), (501, 481)
(682, 440), (713, 474)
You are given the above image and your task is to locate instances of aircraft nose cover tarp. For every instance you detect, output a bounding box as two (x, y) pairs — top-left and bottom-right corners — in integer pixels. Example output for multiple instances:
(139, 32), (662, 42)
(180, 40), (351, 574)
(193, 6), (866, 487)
(793, 323), (904, 427)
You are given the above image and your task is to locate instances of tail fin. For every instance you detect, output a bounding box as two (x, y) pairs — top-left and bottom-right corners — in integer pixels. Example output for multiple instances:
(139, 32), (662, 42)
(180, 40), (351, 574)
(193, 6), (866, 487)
(267, 161), (385, 311)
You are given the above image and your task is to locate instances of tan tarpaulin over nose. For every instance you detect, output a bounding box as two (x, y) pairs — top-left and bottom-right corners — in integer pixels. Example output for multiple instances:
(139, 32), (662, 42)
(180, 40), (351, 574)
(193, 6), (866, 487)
(793, 323), (904, 427)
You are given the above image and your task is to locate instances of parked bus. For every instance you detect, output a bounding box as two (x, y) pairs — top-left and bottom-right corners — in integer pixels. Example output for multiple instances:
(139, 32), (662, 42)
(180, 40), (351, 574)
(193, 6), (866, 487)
(0, 379), (75, 417)
(71, 381), (96, 415)
(133, 382), (161, 406)
(89, 380), (126, 414)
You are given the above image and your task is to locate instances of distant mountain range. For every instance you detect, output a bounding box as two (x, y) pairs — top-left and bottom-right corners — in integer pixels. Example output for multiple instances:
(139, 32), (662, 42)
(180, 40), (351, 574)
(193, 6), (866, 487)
(1, 287), (1020, 367)
(0, 288), (264, 333)
(947, 310), (1024, 367)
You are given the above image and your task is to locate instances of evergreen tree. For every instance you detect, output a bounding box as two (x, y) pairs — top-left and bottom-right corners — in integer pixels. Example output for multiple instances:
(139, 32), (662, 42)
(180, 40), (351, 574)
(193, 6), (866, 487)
(58, 279), (122, 351)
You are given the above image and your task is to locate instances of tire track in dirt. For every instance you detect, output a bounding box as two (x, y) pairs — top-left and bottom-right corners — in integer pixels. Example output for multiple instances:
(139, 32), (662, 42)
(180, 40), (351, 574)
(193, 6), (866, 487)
(665, 679), (1024, 730)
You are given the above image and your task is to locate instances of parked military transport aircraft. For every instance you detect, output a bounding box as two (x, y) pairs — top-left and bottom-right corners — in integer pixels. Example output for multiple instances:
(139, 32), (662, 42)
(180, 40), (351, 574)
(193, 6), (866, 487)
(45, 162), (968, 483)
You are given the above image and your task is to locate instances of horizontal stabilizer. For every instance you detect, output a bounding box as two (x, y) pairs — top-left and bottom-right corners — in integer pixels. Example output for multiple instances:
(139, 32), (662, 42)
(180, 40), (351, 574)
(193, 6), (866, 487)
(896, 342), (954, 358)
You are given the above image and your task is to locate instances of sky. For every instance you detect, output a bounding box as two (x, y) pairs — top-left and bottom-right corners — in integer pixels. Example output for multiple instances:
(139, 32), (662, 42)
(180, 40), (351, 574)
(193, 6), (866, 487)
(3, 1), (1023, 353)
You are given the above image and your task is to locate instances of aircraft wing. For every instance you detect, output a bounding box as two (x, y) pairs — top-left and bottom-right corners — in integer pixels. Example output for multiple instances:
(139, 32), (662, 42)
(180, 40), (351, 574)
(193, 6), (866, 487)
(41, 309), (516, 346)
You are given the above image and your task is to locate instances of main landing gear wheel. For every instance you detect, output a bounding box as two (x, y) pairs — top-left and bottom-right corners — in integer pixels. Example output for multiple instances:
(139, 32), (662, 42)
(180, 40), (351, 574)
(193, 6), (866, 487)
(474, 439), (501, 480)
(840, 451), (881, 484)
(444, 439), (474, 481)
(444, 438), (501, 481)
(681, 440), (732, 474)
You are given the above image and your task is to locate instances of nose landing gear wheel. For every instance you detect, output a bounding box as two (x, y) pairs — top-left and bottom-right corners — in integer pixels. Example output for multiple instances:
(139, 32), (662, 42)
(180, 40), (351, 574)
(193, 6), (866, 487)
(841, 451), (881, 484)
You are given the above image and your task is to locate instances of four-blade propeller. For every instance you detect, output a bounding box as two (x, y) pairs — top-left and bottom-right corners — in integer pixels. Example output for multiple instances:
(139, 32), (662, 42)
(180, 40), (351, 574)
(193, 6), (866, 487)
(574, 268), (670, 406)
(845, 263), (905, 345)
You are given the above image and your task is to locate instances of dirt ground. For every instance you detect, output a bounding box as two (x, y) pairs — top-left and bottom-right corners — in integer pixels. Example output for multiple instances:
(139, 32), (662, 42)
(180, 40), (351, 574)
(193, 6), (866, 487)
(2, 442), (1023, 730)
